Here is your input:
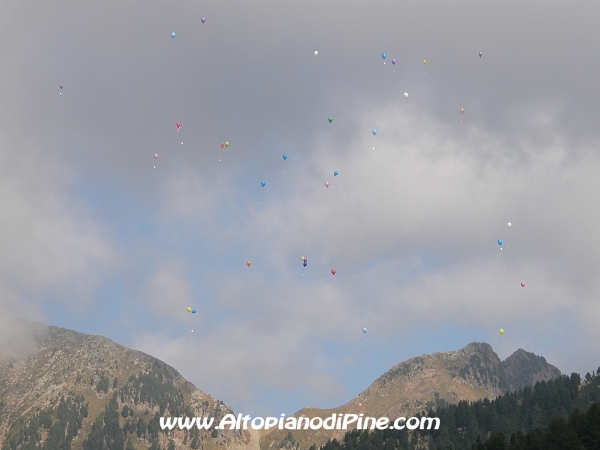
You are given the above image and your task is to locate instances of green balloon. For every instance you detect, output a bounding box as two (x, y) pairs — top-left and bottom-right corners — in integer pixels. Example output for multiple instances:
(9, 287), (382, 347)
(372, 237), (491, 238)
(328, 117), (333, 123)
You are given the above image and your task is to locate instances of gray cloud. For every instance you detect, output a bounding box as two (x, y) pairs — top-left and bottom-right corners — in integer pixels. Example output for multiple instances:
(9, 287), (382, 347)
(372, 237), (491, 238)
(2, 0), (599, 416)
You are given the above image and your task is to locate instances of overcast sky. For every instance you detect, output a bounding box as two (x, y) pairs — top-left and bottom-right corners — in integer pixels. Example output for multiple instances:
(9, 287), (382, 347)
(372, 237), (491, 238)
(1, 1), (600, 417)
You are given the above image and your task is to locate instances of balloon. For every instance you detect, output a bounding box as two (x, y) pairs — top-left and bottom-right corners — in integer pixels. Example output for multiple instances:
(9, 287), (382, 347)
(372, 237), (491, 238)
(154, 154), (158, 159)
(479, 51), (483, 58)
(301, 256), (305, 261)
(224, 141), (229, 147)
(176, 122), (181, 130)
(499, 329), (505, 335)
(521, 282), (525, 288)
(331, 269), (336, 275)
(283, 154), (287, 160)
(382, 53), (386, 60)
(392, 59), (396, 65)
(423, 59), (427, 65)
(221, 142), (225, 149)
(186, 307), (192, 313)
(59, 84), (63, 89)
(363, 328), (367, 334)
(247, 261), (251, 267)
(325, 182), (329, 188)
(261, 180), (266, 187)
(314, 51), (318, 56)
(201, 17), (206, 23)
(171, 32), (176, 38)
(460, 108), (465, 114)
(303, 261), (307, 267)
(372, 129), (377, 136)
(498, 239), (502, 246)
(507, 222), (512, 228)
(328, 117), (333, 123)
(192, 309), (197, 314)
(404, 92), (408, 99)
(334, 171), (338, 176)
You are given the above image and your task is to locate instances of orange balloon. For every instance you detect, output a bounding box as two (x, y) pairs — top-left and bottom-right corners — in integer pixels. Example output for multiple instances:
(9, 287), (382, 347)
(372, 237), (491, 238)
(460, 108), (465, 114)
(247, 261), (251, 267)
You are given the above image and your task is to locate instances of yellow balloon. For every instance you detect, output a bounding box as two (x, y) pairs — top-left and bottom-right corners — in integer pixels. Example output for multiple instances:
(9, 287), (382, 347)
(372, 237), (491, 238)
(186, 307), (192, 313)
(422, 59), (427, 65)
(300, 256), (305, 261)
(224, 141), (230, 147)
(499, 328), (504, 335)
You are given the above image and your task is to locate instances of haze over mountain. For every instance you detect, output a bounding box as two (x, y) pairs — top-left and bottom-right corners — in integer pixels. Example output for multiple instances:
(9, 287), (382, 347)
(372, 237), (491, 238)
(0, 322), (561, 450)
(0, 320), (255, 450)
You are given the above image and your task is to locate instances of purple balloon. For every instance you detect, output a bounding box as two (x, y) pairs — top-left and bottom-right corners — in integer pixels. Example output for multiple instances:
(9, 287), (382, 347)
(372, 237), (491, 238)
(201, 17), (206, 23)
(479, 52), (483, 58)
(325, 181), (329, 188)
(154, 154), (158, 159)
(391, 59), (396, 65)
(59, 84), (63, 89)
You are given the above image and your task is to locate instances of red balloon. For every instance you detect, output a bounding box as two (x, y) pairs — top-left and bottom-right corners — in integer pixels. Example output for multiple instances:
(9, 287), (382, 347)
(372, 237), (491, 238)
(176, 122), (181, 130)
(331, 269), (336, 275)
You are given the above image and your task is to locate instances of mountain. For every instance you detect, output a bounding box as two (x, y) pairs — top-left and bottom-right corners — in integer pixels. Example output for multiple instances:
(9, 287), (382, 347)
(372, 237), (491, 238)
(0, 322), (563, 450)
(261, 342), (561, 450)
(0, 320), (257, 450)
(319, 369), (600, 449)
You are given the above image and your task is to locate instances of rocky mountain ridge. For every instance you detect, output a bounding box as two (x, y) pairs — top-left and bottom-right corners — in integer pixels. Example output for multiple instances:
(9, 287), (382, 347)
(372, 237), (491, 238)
(261, 342), (561, 450)
(0, 322), (561, 450)
(0, 320), (253, 450)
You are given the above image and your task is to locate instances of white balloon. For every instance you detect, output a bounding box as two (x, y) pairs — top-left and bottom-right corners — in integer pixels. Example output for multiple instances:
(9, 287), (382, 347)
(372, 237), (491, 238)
(404, 92), (408, 98)
(507, 222), (512, 227)
(314, 51), (318, 56)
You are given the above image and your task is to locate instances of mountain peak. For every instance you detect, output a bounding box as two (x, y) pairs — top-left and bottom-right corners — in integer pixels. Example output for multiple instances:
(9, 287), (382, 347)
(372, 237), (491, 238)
(0, 322), (251, 450)
(262, 342), (561, 450)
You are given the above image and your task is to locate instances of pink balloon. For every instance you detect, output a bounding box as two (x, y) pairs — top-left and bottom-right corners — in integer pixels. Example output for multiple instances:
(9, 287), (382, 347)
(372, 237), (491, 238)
(154, 154), (158, 159)
(220, 142), (225, 149)
(331, 269), (336, 275)
(520, 282), (525, 288)
(325, 182), (329, 188)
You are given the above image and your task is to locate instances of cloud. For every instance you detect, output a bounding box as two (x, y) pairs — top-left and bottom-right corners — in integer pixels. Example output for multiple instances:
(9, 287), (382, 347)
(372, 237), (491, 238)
(3, 0), (600, 419)
(134, 99), (600, 415)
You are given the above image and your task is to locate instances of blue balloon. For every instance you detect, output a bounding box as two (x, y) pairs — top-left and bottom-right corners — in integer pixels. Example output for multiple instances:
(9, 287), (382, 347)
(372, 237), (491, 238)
(334, 171), (338, 176)
(261, 180), (266, 187)
(171, 32), (176, 38)
(382, 53), (386, 60)
(497, 239), (502, 246)
(283, 154), (287, 160)
(192, 309), (196, 314)
(363, 328), (367, 333)
(303, 261), (307, 267)
(372, 129), (377, 136)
